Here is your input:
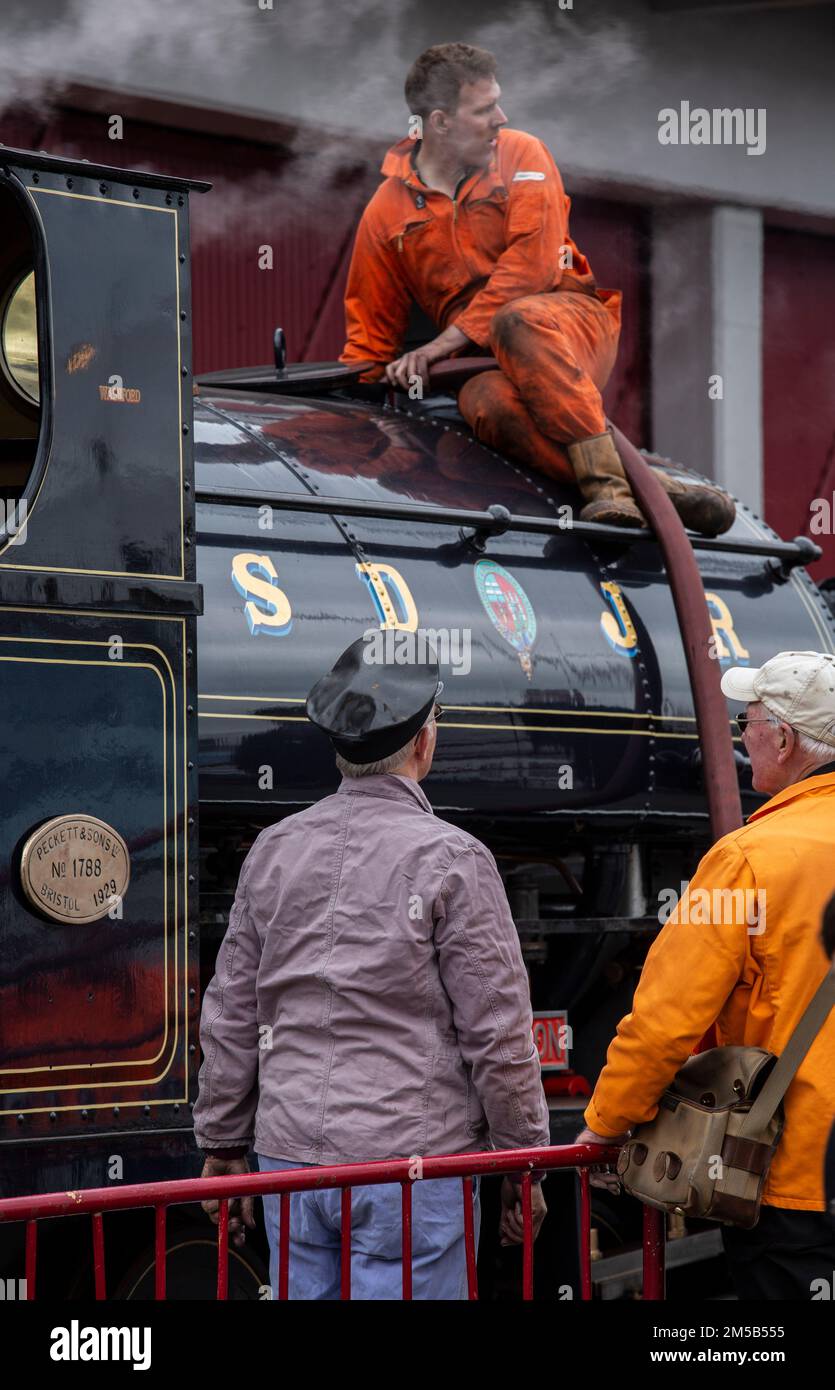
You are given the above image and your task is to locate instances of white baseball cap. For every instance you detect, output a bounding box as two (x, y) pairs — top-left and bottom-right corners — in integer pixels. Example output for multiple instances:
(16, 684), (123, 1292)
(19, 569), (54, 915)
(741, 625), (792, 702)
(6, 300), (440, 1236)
(720, 650), (835, 748)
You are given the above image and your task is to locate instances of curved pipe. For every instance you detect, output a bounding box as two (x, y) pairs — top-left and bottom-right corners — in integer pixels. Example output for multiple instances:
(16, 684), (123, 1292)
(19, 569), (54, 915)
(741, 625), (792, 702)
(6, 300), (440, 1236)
(609, 423), (743, 842)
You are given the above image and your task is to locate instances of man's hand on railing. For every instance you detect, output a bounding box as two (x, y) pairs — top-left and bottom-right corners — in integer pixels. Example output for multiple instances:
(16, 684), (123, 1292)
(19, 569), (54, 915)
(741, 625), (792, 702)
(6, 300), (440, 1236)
(499, 1176), (547, 1247)
(384, 324), (471, 392)
(199, 1155), (257, 1247)
(574, 1125), (630, 1194)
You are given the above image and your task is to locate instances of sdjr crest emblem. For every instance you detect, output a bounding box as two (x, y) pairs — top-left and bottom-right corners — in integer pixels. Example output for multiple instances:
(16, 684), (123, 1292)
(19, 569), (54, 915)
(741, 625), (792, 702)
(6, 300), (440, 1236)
(474, 560), (537, 679)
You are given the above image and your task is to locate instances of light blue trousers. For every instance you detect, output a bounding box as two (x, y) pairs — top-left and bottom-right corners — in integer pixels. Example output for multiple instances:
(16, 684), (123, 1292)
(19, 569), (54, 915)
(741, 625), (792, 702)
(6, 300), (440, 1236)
(256, 1154), (481, 1300)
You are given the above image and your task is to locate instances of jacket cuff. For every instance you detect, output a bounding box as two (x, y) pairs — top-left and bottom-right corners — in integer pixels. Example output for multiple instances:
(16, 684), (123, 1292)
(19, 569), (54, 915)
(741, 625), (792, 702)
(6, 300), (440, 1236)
(583, 1098), (627, 1139)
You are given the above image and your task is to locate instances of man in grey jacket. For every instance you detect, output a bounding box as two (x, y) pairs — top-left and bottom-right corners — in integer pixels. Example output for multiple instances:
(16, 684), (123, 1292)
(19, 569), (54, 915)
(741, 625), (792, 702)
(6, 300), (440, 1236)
(193, 634), (549, 1299)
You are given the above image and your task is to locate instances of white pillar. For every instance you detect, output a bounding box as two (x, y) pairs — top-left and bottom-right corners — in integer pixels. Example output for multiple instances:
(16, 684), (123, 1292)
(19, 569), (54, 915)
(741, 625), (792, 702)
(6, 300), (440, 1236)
(651, 205), (763, 514)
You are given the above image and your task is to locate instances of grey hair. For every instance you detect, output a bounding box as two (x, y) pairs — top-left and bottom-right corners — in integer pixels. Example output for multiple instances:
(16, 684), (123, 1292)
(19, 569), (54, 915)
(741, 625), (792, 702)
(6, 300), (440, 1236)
(335, 736), (417, 779)
(757, 705), (835, 765)
(795, 730), (835, 765)
(334, 705), (438, 778)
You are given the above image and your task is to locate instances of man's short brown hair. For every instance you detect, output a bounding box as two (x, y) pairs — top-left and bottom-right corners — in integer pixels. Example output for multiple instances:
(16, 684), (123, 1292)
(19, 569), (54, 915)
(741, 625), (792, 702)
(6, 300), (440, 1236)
(405, 43), (498, 119)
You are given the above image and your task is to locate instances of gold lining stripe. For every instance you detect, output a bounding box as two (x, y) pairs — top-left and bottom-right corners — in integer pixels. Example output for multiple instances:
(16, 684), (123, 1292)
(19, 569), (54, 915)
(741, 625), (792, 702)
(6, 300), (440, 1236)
(9, 1097), (186, 1116)
(197, 709), (733, 740)
(182, 633), (189, 1070)
(2, 605), (187, 621)
(0, 612), (190, 1105)
(22, 187), (179, 213)
(0, 563), (186, 579)
(200, 712), (308, 722)
(0, 652), (172, 1080)
(198, 693), (704, 722)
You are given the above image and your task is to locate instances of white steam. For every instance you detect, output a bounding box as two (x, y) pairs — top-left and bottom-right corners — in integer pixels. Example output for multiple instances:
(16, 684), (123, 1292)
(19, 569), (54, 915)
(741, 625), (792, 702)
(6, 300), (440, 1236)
(0, 0), (260, 113)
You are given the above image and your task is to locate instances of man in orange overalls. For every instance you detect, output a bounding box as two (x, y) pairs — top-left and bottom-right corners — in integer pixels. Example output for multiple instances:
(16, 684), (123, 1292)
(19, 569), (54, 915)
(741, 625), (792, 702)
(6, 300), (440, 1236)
(341, 43), (734, 535)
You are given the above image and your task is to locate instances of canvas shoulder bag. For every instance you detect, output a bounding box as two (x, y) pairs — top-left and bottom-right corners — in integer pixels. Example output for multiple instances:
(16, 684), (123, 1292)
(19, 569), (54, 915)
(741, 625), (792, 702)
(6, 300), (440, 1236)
(616, 963), (835, 1227)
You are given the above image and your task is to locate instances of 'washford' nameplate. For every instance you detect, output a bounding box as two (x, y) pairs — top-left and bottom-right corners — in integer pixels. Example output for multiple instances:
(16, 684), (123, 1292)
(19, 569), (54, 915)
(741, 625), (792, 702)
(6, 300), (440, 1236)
(20, 814), (130, 924)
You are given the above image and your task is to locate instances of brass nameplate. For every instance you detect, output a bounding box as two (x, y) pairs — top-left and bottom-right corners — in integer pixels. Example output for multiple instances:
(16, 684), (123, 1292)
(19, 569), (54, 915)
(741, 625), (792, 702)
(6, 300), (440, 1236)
(20, 814), (130, 924)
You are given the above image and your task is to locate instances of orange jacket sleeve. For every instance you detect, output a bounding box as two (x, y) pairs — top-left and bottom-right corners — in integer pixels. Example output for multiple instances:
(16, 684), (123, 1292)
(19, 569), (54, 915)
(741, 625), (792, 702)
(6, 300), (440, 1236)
(454, 136), (569, 348)
(584, 838), (756, 1139)
(341, 207), (412, 381)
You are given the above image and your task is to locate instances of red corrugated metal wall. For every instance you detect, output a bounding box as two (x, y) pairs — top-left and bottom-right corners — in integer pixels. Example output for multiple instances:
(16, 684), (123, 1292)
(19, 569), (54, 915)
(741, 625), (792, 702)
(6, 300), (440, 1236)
(763, 226), (835, 582)
(1, 107), (380, 373)
(1, 105), (647, 439)
(571, 198), (648, 447)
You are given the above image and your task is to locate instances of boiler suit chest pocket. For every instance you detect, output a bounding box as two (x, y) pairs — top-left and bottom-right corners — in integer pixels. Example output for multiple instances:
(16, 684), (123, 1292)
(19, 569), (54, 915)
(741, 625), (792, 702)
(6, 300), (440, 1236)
(463, 192), (508, 261)
(389, 218), (458, 294)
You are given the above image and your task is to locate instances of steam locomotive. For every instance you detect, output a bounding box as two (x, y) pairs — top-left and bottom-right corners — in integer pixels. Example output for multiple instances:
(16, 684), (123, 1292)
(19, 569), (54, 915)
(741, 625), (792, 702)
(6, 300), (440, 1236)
(1, 145), (832, 1298)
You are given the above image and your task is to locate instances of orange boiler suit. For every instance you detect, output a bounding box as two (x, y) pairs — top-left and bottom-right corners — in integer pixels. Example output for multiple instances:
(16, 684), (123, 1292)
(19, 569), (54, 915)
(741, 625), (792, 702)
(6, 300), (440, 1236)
(340, 127), (622, 484)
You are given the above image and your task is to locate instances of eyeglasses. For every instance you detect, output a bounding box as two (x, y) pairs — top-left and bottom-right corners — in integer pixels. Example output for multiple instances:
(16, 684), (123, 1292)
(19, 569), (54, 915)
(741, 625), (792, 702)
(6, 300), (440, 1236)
(433, 703), (444, 723)
(735, 714), (779, 738)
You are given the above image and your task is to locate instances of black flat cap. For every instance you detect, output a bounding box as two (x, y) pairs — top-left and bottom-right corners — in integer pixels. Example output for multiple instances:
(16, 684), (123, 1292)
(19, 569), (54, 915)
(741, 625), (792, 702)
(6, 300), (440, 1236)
(306, 633), (442, 764)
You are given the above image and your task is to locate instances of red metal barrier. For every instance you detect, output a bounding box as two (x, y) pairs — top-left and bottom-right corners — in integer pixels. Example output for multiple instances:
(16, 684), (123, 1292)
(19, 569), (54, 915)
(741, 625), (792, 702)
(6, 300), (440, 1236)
(0, 1142), (666, 1302)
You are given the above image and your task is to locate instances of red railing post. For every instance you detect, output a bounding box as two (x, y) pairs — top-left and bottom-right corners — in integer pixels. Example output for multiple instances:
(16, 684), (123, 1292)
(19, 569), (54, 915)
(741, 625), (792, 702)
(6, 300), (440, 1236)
(91, 1213), (106, 1300)
(579, 1168), (593, 1301)
(461, 1177), (478, 1300)
(401, 1180), (413, 1301)
(154, 1206), (167, 1301)
(521, 1174), (534, 1300)
(642, 1204), (666, 1300)
(216, 1199), (229, 1301)
(25, 1219), (37, 1301)
(278, 1192), (290, 1301)
(340, 1188), (352, 1300)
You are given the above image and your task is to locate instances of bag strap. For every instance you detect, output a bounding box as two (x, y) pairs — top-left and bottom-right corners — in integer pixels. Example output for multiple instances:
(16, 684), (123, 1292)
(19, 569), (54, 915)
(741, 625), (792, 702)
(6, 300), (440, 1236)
(740, 962), (835, 1137)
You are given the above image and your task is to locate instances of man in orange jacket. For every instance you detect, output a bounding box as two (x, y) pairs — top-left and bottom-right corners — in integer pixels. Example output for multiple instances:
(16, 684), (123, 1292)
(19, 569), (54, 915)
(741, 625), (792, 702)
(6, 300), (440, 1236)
(824, 894), (835, 1218)
(341, 42), (734, 536)
(577, 650), (835, 1299)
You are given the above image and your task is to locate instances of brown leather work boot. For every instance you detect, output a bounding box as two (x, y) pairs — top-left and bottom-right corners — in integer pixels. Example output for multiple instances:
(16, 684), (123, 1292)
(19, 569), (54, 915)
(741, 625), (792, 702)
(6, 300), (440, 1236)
(645, 460), (736, 537)
(567, 431), (648, 529)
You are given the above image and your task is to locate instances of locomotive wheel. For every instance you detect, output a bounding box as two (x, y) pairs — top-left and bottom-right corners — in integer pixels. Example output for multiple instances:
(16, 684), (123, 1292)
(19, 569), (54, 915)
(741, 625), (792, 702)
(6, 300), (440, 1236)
(590, 1190), (643, 1255)
(112, 1224), (269, 1301)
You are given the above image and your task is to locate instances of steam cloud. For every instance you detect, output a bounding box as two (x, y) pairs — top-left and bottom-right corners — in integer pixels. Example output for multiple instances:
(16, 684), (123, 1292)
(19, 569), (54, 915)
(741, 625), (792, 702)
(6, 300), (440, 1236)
(0, 0), (647, 155)
(0, 0), (261, 113)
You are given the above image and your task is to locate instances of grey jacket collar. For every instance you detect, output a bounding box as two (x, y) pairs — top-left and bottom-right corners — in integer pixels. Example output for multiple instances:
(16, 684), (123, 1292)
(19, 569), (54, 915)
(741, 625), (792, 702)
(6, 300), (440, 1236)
(336, 773), (433, 815)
